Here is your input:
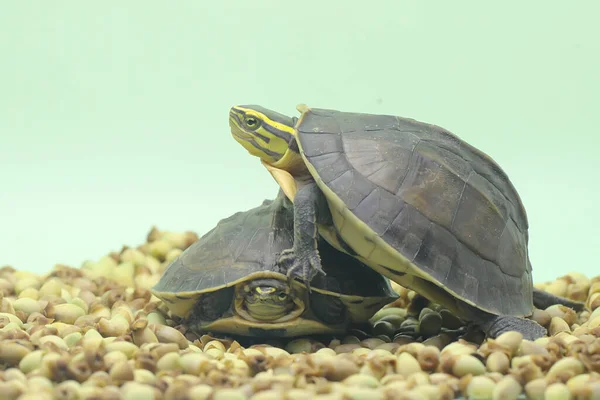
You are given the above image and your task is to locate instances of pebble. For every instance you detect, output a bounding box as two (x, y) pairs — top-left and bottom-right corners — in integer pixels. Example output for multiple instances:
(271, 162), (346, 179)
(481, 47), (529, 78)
(0, 226), (598, 399)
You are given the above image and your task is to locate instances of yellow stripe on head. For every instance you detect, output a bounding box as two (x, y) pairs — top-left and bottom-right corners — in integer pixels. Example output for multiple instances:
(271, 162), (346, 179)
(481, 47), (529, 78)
(229, 105), (297, 165)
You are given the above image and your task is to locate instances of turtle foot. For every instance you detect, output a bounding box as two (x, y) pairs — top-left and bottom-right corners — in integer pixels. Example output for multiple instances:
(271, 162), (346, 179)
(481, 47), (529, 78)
(480, 315), (547, 341)
(278, 247), (325, 291)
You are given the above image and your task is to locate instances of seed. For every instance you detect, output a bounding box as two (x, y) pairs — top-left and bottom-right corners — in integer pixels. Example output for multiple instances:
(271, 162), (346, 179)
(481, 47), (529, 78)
(450, 354), (486, 378)
(151, 323), (189, 349)
(343, 373), (380, 388)
(547, 356), (585, 381)
(395, 352), (422, 377)
(486, 351), (509, 374)
(121, 381), (157, 400)
(492, 375), (521, 400)
(544, 382), (572, 400)
(466, 376), (495, 399)
(548, 317), (571, 335)
(0, 339), (32, 366)
(494, 331), (523, 355)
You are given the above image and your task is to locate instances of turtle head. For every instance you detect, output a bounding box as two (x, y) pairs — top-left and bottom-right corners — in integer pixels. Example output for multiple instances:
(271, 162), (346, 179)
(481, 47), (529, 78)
(240, 278), (296, 321)
(229, 105), (299, 166)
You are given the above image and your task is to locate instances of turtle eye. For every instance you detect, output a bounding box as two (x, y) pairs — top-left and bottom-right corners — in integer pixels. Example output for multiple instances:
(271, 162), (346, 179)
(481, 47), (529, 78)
(244, 116), (260, 129)
(278, 292), (288, 301)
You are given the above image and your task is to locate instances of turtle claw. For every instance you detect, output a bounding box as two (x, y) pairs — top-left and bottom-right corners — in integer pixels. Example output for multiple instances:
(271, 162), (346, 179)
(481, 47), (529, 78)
(278, 248), (325, 292)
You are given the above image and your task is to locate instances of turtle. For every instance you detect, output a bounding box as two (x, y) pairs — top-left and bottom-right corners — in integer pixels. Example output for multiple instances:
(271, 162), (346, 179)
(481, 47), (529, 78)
(150, 189), (399, 338)
(228, 104), (585, 340)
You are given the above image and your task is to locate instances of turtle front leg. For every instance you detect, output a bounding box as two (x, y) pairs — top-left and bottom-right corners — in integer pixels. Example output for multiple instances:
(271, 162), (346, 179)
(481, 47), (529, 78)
(479, 315), (547, 341)
(278, 182), (328, 288)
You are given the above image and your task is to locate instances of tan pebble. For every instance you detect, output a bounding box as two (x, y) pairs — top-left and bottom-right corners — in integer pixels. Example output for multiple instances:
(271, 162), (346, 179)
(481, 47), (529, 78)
(430, 372), (458, 386)
(157, 352), (182, 372)
(0, 321), (22, 332)
(0, 312), (23, 327)
(28, 376), (54, 391)
(588, 307), (600, 322)
(544, 382), (572, 400)
(14, 394), (53, 400)
(98, 314), (130, 337)
(486, 351), (509, 374)
(494, 331), (523, 355)
(132, 325), (159, 346)
(249, 389), (285, 400)
(18, 288), (39, 300)
(180, 352), (213, 375)
(530, 309), (552, 328)
(452, 354), (486, 377)
(104, 350), (129, 369)
(133, 368), (156, 385)
(285, 338), (313, 354)
(441, 341), (475, 356)
(205, 347), (224, 359)
(12, 297), (42, 315)
(0, 340), (32, 366)
(4, 367), (27, 383)
(517, 339), (548, 356)
(187, 384), (214, 400)
(68, 297), (89, 313)
(545, 305), (577, 325)
(588, 292), (600, 311)
(121, 381), (157, 400)
(285, 389), (313, 400)
(63, 331), (83, 348)
(105, 340), (139, 358)
(38, 334), (68, 351)
(510, 355), (532, 369)
(533, 336), (550, 347)
(492, 375), (521, 400)
(110, 360), (135, 384)
(396, 352), (422, 377)
(547, 357), (584, 381)
(466, 376), (495, 399)
(53, 380), (81, 400)
(343, 387), (384, 400)
(379, 374), (404, 386)
(46, 303), (86, 324)
(549, 317), (571, 335)
(589, 316), (600, 329)
(406, 371), (430, 387)
(150, 323), (189, 349)
(212, 388), (248, 400)
(566, 374), (593, 397)
(407, 384), (441, 399)
(263, 346), (289, 358)
(343, 373), (380, 388)
(38, 278), (63, 297)
(416, 345), (440, 372)
(545, 280), (568, 297)
(14, 277), (41, 294)
(18, 349), (44, 374)
(314, 347), (337, 357)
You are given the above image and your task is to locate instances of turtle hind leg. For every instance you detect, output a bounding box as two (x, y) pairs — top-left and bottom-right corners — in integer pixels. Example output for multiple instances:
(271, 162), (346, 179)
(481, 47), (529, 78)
(479, 315), (547, 341)
(533, 288), (586, 312)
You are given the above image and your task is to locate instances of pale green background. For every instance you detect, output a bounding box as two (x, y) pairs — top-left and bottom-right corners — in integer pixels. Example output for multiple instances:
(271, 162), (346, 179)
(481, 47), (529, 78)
(1, 2), (598, 284)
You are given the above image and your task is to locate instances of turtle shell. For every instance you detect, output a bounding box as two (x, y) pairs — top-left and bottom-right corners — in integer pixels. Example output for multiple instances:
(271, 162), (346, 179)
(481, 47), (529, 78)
(292, 106), (533, 318)
(151, 190), (398, 333)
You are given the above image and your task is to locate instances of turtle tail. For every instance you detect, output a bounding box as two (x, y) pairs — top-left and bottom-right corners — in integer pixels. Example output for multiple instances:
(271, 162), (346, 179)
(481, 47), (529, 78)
(532, 288), (586, 312)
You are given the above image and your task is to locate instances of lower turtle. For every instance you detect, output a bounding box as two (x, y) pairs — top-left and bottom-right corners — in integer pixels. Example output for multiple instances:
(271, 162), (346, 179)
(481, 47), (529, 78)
(151, 190), (399, 338)
(228, 103), (585, 340)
